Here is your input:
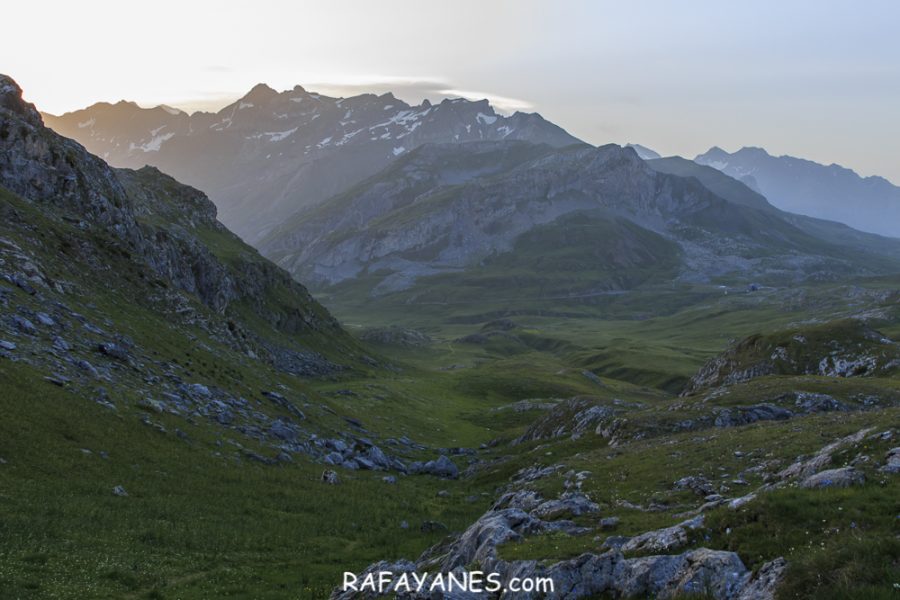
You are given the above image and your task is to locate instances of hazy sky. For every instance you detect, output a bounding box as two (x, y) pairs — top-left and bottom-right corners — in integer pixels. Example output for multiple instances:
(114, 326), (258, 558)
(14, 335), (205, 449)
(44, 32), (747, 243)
(7, 0), (900, 183)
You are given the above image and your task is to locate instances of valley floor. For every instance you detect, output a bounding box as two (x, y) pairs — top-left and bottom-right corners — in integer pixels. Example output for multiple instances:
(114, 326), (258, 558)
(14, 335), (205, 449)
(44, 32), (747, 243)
(2, 278), (900, 599)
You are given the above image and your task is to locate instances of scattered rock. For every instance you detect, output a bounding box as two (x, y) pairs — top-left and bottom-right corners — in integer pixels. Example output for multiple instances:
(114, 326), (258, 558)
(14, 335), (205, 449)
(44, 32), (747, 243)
(321, 469), (339, 485)
(12, 316), (36, 335)
(600, 517), (621, 530)
(97, 342), (130, 362)
(75, 359), (100, 378)
(512, 463), (563, 483)
(44, 374), (70, 387)
(35, 312), (55, 327)
(674, 475), (715, 496)
(112, 485), (128, 497)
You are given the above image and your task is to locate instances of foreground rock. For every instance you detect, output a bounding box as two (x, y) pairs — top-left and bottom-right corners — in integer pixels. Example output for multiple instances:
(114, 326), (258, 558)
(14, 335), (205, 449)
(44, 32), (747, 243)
(333, 487), (783, 600)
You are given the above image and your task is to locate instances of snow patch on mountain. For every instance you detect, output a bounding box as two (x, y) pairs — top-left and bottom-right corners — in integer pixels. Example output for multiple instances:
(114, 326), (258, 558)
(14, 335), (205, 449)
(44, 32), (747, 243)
(131, 132), (175, 152)
(477, 112), (498, 125)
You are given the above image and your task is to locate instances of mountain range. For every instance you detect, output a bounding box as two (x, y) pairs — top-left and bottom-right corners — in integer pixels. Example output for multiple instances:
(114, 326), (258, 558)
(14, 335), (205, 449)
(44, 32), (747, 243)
(694, 146), (900, 237)
(44, 86), (900, 301)
(43, 86), (578, 243)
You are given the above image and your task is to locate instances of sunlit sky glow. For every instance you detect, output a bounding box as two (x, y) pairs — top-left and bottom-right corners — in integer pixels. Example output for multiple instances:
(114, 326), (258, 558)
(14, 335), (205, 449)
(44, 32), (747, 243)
(7, 0), (900, 182)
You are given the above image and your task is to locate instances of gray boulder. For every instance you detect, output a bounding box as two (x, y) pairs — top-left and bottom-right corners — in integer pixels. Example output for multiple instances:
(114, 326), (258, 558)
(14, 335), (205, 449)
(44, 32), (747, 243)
(880, 447), (900, 474)
(414, 455), (459, 479)
(323, 452), (344, 466)
(365, 445), (392, 470)
(800, 467), (865, 489)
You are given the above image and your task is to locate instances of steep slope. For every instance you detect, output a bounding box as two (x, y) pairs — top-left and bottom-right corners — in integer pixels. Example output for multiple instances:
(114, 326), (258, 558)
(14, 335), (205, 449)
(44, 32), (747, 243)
(695, 146), (900, 238)
(261, 141), (900, 299)
(43, 86), (580, 243)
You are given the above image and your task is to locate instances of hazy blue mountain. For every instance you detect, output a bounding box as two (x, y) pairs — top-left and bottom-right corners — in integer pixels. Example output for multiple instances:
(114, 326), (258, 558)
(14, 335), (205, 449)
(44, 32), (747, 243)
(695, 146), (900, 238)
(649, 156), (900, 261)
(626, 143), (661, 160)
(43, 86), (581, 243)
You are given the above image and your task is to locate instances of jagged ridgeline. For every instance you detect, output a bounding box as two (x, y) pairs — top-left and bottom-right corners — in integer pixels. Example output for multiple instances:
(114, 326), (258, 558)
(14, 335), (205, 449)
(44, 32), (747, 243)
(43, 84), (578, 244)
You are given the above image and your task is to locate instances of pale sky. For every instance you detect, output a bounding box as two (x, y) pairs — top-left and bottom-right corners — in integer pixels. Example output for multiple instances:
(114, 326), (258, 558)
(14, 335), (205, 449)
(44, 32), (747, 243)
(7, 0), (900, 183)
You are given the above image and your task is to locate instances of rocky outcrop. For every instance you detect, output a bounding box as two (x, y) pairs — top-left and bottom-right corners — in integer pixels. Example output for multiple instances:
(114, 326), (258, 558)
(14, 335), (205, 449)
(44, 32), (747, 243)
(800, 467), (865, 489)
(683, 321), (899, 395)
(619, 515), (704, 555)
(514, 397), (616, 444)
(776, 427), (874, 480)
(334, 478), (783, 600)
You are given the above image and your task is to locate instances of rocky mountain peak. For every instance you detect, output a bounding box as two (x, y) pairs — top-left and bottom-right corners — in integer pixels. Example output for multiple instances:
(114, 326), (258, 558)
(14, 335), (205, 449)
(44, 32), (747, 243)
(0, 73), (42, 127)
(242, 82), (279, 103)
(735, 146), (770, 158)
(697, 145), (729, 160)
